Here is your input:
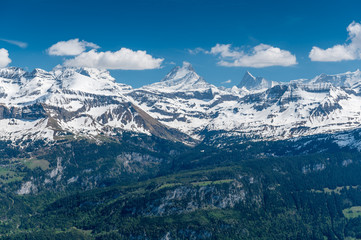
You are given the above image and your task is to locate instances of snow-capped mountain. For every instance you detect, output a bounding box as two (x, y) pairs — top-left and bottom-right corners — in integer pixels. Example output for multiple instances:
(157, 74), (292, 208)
(307, 69), (361, 88)
(129, 62), (229, 139)
(0, 67), (191, 144)
(1, 63), (361, 146)
(237, 71), (277, 90)
(130, 65), (361, 142)
(204, 83), (361, 142)
(143, 62), (213, 92)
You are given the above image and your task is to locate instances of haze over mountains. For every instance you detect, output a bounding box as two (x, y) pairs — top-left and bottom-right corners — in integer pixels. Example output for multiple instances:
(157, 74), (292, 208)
(0, 62), (361, 147)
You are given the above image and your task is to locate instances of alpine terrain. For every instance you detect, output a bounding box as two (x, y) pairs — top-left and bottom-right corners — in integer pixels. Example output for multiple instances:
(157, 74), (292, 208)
(1, 63), (361, 239)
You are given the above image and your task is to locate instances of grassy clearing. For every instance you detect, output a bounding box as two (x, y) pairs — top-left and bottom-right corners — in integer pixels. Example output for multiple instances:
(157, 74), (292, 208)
(156, 179), (234, 190)
(191, 179), (234, 187)
(22, 159), (50, 170)
(156, 183), (182, 190)
(343, 206), (361, 219)
(311, 186), (359, 195)
(0, 167), (24, 183)
(127, 165), (239, 192)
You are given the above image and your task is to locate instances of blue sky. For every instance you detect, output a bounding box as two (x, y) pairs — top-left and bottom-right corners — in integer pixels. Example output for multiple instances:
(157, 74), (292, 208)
(2, 0), (361, 87)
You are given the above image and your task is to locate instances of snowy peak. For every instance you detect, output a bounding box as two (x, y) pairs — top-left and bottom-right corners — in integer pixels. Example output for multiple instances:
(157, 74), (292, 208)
(75, 67), (115, 82)
(237, 71), (274, 90)
(0, 67), (26, 80)
(161, 61), (195, 82)
(0, 67), (132, 106)
(237, 71), (256, 87)
(53, 67), (127, 97)
(53, 67), (115, 83)
(24, 68), (55, 82)
(144, 62), (213, 92)
(307, 69), (361, 89)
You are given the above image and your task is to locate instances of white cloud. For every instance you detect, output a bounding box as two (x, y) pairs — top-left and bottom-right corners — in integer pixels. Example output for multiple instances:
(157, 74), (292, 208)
(63, 48), (164, 70)
(221, 79), (232, 84)
(210, 44), (241, 58)
(309, 21), (361, 62)
(210, 43), (297, 68)
(0, 39), (28, 48)
(0, 48), (11, 67)
(47, 39), (99, 56)
(188, 47), (208, 55)
(309, 45), (354, 62)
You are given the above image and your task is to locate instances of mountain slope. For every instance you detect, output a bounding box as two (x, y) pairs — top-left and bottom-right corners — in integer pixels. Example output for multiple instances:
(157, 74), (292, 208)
(2, 64), (361, 146)
(129, 62), (227, 139)
(0, 67), (193, 144)
(130, 65), (361, 143)
(3, 65), (361, 239)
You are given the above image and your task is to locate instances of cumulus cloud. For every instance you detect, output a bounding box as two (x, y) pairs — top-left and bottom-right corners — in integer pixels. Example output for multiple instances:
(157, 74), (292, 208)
(210, 43), (297, 68)
(309, 21), (361, 62)
(0, 48), (11, 67)
(210, 44), (241, 58)
(0, 39), (28, 48)
(309, 45), (354, 62)
(63, 48), (164, 70)
(47, 39), (99, 56)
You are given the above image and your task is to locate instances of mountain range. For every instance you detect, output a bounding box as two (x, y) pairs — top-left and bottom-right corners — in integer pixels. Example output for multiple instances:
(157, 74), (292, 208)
(3, 62), (361, 239)
(1, 62), (361, 148)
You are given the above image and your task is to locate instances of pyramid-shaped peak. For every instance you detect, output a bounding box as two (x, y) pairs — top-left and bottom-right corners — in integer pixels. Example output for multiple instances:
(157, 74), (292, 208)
(244, 71), (255, 79)
(242, 71), (257, 82)
(237, 71), (273, 90)
(144, 61), (214, 92)
(237, 71), (261, 88)
(161, 61), (197, 82)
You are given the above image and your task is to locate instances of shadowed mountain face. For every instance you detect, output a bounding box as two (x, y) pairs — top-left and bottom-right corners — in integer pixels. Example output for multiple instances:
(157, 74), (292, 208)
(237, 71), (275, 90)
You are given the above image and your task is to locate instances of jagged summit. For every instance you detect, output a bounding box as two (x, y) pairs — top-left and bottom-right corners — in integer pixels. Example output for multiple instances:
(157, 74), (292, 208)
(0, 67), (26, 79)
(161, 61), (195, 82)
(307, 69), (361, 88)
(143, 62), (214, 92)
(237, 71), (274, 90)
